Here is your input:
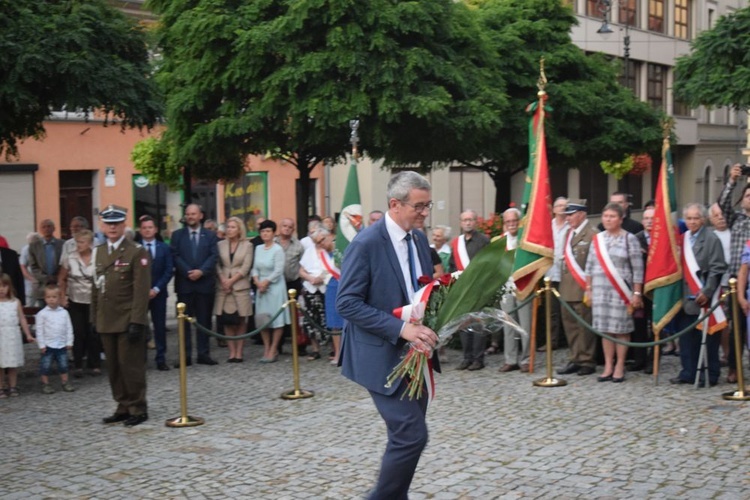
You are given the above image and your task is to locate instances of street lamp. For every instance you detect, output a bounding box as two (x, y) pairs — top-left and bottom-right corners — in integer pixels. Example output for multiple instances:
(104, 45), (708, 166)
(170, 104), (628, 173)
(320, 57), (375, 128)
(597, 0), (631, 90)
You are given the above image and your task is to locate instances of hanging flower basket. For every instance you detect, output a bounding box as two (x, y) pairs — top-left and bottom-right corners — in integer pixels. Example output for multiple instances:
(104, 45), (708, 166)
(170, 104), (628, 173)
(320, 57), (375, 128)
(600, 155), (634, 180)
(629, 153), (652, 176)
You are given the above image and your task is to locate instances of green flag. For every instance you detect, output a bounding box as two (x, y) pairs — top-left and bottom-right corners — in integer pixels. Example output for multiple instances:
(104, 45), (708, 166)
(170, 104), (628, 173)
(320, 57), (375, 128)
(336, 159), (362, 255)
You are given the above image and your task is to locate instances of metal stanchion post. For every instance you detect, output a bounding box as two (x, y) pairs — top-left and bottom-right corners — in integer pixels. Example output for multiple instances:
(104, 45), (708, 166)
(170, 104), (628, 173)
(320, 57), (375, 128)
(166, 303), (205, 427)
(723, 278), (749, 401)
(534, 278), (567, 387)
(281, 289), (314, 400)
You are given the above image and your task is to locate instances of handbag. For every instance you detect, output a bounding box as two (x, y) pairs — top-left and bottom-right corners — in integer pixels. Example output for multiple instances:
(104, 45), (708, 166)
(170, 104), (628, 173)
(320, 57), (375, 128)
(221, 294), (241, 325)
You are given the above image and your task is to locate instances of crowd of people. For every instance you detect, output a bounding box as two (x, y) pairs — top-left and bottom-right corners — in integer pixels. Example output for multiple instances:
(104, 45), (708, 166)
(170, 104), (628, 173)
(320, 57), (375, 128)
(0, 164), (748, 414)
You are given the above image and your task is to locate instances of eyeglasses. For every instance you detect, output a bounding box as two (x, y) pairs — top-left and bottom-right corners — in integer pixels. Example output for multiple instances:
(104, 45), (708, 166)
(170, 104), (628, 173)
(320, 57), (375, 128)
(401, 201), (433, 213)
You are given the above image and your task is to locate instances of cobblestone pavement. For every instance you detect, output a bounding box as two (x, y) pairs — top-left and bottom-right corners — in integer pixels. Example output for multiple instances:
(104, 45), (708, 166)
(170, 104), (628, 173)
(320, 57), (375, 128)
(3, 319), (750, 499)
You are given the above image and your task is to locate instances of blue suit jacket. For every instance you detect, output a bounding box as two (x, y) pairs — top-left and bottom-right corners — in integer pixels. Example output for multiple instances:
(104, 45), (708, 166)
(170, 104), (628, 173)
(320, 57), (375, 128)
(170, 227), (218, 295)
(147, 240), (174, 297)
(337, 219), (439, 396)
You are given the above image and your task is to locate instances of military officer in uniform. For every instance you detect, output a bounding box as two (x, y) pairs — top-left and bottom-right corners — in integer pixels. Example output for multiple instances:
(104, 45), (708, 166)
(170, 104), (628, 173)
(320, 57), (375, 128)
(91, 205), (151, 427)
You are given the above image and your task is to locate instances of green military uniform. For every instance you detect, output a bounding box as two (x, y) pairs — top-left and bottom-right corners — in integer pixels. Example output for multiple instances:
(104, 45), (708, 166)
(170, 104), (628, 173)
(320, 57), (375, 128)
(91, 237), (151, 417)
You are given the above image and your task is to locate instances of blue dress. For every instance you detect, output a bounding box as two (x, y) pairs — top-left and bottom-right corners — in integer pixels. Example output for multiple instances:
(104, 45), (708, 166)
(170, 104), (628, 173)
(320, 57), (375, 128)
(251, 243), (291, 328)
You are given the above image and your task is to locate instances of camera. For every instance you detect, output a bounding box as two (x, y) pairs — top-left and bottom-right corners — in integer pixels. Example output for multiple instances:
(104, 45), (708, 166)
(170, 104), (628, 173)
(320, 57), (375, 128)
(741, 164), (750, 176)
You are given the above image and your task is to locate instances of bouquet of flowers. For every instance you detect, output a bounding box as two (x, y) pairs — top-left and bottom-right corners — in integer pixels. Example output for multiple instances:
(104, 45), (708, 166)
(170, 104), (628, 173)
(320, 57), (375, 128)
(385, 236), (520, 401)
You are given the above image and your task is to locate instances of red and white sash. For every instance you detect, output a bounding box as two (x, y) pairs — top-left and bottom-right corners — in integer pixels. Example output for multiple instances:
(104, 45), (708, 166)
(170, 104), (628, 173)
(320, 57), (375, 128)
(593, 232), (632, 306)
(392, 280), (437, 404)
(319, 251), (340, 280)
(451, 236), (470, 271)
(682, 232), (727, 334)
(563, 229), (588, 290)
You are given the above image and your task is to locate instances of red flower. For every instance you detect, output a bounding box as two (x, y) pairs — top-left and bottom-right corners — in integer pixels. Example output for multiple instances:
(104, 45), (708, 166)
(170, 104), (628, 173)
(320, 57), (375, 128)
(417, 275), (433, 286)
(438, 273), (453, 287)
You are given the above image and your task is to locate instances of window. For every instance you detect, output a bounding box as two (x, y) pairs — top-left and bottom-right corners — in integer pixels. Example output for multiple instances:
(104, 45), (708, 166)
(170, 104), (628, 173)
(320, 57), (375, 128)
(579, 163), (610, 214)
(619, 59), (639, 94)
(619, 0), (638, 27)
(674, 0), (690, 39)
(703, 165), (711, 206)
(587, 0), (603, 18)
(133, 175), (167, 234)
(673, 99), (692, 117)
(647, 63), (666, 111)
(617, 176), (643, 211)
(648, 0), (665, 33)
(224, 172), (268, 236)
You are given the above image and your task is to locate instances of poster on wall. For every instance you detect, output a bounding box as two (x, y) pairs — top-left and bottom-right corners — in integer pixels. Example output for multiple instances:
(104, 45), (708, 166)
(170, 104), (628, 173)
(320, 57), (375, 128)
(224, 172), (268, 236)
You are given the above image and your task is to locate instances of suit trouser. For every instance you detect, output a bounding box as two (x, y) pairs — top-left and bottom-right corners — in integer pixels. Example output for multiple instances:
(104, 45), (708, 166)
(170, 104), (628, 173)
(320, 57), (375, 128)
(676, 311), (721, 384)
(178, 292), (214, 359)
(149, 293), (168, 364)
(100, 331), (147, 415)
(501, 294), (532, 366)
(368, 383), (428, 500)
(560, 301), (596, 367)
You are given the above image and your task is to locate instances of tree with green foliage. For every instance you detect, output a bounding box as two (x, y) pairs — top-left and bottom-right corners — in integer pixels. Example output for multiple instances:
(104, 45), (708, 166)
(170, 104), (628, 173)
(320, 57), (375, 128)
(0, 0), (162, 158)
(146, 0), (506, 227)
(673, 7), (750, 111)
(445, 0), (663, 211)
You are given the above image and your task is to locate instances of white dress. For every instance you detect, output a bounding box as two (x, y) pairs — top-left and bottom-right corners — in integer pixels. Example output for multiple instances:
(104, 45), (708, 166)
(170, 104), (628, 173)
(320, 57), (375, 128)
(0, 300), (24, 368)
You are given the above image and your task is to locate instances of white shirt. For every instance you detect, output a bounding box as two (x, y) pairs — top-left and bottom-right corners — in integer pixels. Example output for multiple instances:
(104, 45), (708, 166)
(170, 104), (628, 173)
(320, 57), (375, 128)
(35, 306), (74, 349)
(107, 235), (126, 254)
(715, 228), (731, 286)
(299, 246), (328, 294)
(300, 236), (314, 253)
(385, 212), (423, 298)
(545, 218), (569, 281)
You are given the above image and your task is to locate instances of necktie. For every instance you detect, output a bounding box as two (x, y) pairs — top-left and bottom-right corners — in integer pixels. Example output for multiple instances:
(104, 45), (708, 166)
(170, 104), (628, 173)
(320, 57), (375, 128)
(147, 242), (154, 259)
(404, 233), (418, 293)
(690, 232), (697, 247)
(191, 231), (199, 259)
(109, 244), (114, 255)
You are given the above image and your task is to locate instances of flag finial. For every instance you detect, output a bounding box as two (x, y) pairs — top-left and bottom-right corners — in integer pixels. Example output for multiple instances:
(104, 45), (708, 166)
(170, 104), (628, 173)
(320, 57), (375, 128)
(537, 57), (547, 97)
(349, 119), (360, 161)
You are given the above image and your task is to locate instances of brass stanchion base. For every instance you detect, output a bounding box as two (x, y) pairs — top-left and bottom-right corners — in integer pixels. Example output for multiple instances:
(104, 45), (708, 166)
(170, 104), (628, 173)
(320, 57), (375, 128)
(165, 416), (205, 427)
(533, 377), (567, 387)
(280, 389), (314, 400)
(722, 389), (750, 401)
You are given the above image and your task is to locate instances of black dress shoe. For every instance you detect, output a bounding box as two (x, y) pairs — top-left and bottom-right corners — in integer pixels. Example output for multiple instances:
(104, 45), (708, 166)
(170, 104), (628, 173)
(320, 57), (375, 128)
(124, 413), (149, 427)
(626, 361), (645, 372)
(557, 363), (580, 375)
(197, 356), (218, 366)
(457, 360), (471, 370)
(174, 359), (192, 368)
(597, 374), (613, 382)
(577, 366), (595, 376)
(157, 363), (170, 371)
(670, 377), (690, 385)
(103, 413), (130, 424)
(467, 361), (485, 371)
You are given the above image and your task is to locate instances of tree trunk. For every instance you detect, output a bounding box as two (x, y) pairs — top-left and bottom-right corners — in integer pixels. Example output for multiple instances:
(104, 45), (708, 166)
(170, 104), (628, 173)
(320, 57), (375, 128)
(492, 169), (512, 214)
(296, 159), (311, 239)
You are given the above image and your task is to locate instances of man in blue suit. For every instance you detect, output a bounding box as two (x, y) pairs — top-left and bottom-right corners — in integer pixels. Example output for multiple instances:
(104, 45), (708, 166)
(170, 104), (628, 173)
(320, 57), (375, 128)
(337, 171), (439, 500)
(171, 204), (219, 366)
(139, 216), (174, 371)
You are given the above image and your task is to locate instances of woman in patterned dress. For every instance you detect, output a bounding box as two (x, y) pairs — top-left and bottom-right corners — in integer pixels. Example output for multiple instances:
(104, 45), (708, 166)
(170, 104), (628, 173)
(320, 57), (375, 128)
(585, 203), (644, 383)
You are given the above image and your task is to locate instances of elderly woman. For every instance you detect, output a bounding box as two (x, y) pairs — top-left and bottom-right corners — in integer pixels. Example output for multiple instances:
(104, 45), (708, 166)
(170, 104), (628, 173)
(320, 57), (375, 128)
(585, 202), (644, 383)
(431, 225), (452, 272)
(214, 217), (253, 363)
(58, 229), (101, 377)
(299, 227), (333, 360)
(251, 219), (291, 363)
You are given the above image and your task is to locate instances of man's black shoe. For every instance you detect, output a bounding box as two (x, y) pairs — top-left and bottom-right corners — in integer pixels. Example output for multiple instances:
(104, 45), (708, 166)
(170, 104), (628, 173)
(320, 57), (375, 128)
(124, 414), (149, 427)
(467, 361), (485, 371)
(577, 366), (595, 376)
(557, 363), (580, 375)
(670, 377), (690, 385)
(626, 361), (645, 372)
(197, 356), (218, 366)
(157, 363), (170, 371)
(103, 413), (129, 424)
(456, 360), (471, 370)
(174, 359), (192, 368)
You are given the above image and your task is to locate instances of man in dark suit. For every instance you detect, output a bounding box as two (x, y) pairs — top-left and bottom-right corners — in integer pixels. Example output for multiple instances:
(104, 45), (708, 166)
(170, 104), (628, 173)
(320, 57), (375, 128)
(91, 205), (151, 427)
(630, 206), (655, 373)
(28, 219), (64, 306)
(140, 216), (174, 371)
(171, 204), (219, 366)
(337, 171), (439, 500)
(0, 245), (25, 304)
(670, 203), (726, 386)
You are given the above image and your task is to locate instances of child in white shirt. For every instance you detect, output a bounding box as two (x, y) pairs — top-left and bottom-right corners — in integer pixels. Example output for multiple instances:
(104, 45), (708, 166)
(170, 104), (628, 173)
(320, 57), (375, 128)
(36, 285), (75, 394)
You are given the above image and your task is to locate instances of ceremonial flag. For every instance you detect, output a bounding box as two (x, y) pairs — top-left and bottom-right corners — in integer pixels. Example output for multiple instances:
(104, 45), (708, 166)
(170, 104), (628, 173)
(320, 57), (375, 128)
(644, 136), (682, 334)
(511, 94), (554, 299)
(336, 157), (363, 255)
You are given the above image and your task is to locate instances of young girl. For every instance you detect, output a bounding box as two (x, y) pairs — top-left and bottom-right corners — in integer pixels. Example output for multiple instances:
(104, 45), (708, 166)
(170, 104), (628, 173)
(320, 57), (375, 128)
(0, 273), (35, 397)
